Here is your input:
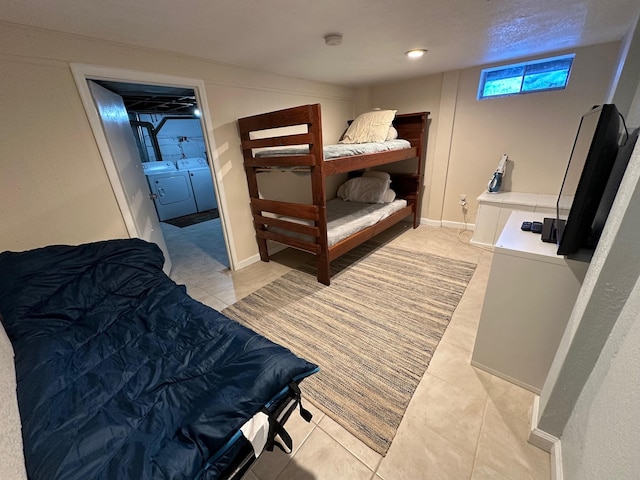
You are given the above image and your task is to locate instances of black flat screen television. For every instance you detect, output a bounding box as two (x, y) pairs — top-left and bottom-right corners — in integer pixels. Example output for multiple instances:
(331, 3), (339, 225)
(542, 104), (623, 255)
(590, 126), (639, 242)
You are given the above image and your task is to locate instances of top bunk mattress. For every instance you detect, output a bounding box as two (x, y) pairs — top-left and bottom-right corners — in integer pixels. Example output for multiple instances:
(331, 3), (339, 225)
(255, 139), (411, 161)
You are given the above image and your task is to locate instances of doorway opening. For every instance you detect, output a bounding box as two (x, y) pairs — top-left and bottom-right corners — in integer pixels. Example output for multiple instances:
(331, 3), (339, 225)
(71, 65), (234, 279)
(94, 80), (229, 272)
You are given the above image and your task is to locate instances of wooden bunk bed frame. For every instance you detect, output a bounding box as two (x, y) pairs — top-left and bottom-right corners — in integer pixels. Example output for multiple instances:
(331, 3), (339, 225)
(238, 104), (429, 285)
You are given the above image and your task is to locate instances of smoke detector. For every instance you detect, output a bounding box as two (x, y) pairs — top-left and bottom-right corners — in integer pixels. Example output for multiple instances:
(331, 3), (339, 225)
(324, 33), (343, 46)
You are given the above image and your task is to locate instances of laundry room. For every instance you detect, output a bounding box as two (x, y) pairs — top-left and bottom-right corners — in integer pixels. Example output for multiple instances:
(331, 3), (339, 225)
(137, 113), (218, 221)
(93, 80), (229, 273)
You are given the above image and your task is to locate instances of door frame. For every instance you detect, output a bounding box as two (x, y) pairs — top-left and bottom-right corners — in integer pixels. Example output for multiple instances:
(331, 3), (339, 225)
(70, 63), (237, 270)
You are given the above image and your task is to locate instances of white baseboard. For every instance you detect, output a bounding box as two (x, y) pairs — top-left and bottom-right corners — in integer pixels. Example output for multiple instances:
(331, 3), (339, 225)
(469, 238), (495, 250)
(529, 396), (563, 480)
(234, 242), (289, 270)
(420, 218), (476, 231)
(471, 360), (540, 395)
(420, 217), (442, 227)
(235, 253), (261, 270)
(551, 440), (563, 480)
(442, 220), (476, 230)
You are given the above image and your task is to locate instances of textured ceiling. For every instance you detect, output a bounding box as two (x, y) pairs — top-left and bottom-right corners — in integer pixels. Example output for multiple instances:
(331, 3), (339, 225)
(1, 0), (639, 86)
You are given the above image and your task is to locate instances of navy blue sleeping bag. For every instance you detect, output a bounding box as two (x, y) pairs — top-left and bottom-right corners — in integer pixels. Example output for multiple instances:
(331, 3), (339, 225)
(0, 239), (317, 480)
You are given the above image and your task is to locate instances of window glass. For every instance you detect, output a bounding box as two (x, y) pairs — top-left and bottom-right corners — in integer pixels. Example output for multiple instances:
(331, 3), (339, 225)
(478, 54), (574, 100)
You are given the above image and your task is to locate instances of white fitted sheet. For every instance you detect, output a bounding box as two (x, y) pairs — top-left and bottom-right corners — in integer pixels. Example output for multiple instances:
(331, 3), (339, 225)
(270, 198), (408, 247)
(255, 139), (411, 160)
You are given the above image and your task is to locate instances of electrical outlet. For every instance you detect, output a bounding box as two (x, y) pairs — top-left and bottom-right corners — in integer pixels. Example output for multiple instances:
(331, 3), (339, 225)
(459, 194), (467, 206)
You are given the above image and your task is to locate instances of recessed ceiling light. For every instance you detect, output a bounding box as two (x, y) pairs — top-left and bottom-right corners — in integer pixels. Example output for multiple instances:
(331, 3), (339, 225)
(405, 49), (428, 58)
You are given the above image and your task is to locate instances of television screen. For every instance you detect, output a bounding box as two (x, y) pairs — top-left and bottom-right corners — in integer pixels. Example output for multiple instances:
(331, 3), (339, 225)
(590, 126), (640, 241)
(554, 104), (621, 255)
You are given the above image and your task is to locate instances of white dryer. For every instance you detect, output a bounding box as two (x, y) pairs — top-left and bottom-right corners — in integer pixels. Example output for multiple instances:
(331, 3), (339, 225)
(177, 157), (217, 212)
(142, 161), (197, 221)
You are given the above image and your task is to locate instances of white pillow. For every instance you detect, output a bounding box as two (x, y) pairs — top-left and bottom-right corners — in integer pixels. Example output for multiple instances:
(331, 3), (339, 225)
(339, 110), (397, 144)
(385, 126), (398, 141)
(337, 176), (390, 203)
(362, 172), (396, 202)
(382, 189), (397, 203)
(0, 319), (28, 480)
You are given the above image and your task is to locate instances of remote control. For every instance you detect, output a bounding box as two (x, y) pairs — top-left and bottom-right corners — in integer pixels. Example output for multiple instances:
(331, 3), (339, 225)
(531, 221), (543, 233)
(521, 221), (532, 231)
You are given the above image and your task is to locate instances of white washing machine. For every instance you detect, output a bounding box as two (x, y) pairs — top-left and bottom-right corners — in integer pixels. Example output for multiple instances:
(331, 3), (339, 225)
(177, 157), (217, 212)
(142, 161), (197, 221)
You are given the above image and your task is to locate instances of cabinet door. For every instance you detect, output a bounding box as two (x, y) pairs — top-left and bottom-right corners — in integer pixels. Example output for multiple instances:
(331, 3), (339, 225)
(471, 251), (588, 393)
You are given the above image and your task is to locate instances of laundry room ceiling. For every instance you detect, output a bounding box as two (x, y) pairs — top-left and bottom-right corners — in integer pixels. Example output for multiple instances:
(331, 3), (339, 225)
(1, 0), (639, 86)
(95, 81), (197, 115)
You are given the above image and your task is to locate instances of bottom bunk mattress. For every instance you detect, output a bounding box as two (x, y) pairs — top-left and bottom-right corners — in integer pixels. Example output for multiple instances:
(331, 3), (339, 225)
(271, 197), (408, 247)
(0, 239), (318, 480)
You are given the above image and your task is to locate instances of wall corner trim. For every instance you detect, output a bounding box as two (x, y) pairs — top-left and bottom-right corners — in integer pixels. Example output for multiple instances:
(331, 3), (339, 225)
(529, 396), (564, 480)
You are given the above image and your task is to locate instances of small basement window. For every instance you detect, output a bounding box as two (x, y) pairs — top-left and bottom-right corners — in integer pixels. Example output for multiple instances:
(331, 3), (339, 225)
(478, 54), (575, 100)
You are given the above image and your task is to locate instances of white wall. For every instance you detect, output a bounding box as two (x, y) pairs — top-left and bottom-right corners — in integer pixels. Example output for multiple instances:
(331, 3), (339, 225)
(0, 22), (354, 264)
(357, 74), (444, 222)
(617, 14), (640, 128)
(0, 58), (127, 249)
(138, 115), (207, 163)
(360, 42), (621, 226)
(563, 262), (640, 479)
(610, 14), (640, 121)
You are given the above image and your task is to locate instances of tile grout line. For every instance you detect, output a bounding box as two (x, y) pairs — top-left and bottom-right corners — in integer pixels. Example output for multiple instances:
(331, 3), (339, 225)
(470, 394), (491, 479)
(270, 421), (319, 480)
(314, 418), (381, 476)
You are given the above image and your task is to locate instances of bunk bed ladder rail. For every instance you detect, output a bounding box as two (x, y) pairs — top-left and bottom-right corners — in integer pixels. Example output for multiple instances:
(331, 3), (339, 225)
(239, 104), (331, 285)
(249, 198), (322, 254)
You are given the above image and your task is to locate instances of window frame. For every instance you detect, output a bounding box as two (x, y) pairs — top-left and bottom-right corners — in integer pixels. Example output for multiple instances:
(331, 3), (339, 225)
(477, 54), (575, 100)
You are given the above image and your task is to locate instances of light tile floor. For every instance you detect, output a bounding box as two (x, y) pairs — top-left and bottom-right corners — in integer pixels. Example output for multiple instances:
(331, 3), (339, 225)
(163, 221), (551, 480)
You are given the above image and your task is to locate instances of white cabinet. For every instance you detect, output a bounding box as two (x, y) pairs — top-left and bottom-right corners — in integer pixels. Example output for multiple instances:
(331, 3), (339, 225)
(471, 211), (590, 393)
(471, 192), (559, 248)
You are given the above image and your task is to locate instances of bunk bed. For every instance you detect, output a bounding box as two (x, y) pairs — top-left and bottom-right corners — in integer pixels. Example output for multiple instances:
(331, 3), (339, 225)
(238, 104), (429, 285)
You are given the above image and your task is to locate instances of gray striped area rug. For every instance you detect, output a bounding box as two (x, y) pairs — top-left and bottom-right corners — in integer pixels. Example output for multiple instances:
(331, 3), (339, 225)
(222, 241), (476, 455)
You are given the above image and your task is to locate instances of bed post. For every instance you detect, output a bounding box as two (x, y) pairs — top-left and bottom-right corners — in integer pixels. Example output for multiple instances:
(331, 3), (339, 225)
(414, 113), (428, 229)
(240, 130), (270, 262)
(393, 111), (429, 229)
(308, 104), (330, 285)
